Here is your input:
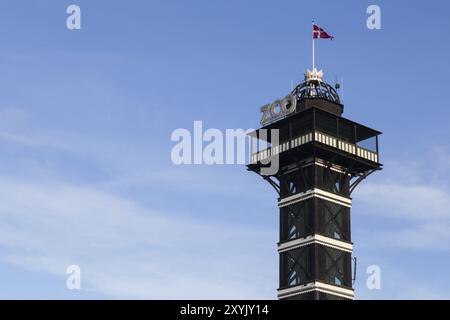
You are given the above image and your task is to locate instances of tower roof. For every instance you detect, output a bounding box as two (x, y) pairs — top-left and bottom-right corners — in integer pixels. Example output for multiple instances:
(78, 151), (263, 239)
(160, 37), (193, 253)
(291, 68), (340, 104)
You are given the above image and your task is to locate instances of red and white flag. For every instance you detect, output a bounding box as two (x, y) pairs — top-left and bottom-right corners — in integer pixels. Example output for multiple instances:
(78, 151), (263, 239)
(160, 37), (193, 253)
(313, 24), (334, 40)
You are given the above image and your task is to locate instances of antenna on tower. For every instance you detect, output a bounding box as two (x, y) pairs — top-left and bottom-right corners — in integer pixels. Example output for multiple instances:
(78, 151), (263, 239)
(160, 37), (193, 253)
(334, 75), (342, 101)
(334, 75), (340, 90)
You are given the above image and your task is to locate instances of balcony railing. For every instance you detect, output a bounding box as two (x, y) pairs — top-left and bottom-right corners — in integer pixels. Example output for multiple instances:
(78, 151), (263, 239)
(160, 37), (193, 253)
(250, 130), (378, 164)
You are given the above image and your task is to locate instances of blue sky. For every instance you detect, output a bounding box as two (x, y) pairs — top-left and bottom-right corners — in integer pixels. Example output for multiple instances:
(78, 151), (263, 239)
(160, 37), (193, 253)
(0, 0), (449, 299)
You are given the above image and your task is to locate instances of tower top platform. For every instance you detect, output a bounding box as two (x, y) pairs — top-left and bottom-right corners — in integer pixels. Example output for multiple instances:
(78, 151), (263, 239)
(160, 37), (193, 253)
(291, 68), (341, 105)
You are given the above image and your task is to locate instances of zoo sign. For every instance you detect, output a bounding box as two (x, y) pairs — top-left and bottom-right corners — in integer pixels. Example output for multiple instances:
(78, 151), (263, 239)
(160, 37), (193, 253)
(260, 95), (297, 126)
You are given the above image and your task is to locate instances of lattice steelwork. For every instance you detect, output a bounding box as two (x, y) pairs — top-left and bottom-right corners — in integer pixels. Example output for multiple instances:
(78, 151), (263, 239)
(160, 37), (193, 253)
(291, 79), (340, 104)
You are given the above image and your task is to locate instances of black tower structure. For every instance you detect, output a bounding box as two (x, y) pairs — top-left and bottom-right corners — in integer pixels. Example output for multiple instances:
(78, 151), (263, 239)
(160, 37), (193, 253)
(247, 68), (382, 300)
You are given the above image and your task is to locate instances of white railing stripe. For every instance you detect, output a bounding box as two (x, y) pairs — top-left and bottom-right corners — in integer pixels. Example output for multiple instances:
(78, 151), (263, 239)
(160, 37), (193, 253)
(250, 131), (378, 164)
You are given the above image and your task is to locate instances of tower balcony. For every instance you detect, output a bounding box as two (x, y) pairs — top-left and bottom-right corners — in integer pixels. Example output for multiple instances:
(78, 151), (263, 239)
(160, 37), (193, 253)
(248, 107), (382, 173)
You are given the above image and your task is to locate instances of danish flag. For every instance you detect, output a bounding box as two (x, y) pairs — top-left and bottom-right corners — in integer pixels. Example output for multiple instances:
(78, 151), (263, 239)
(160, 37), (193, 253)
(313, 24), (334, 39)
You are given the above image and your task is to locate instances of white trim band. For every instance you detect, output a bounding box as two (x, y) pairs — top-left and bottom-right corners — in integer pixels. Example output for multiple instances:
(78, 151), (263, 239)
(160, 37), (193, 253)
(278, 281), (354, 300)
(279, 188), (352, 208)
(278, 234), (353, 253)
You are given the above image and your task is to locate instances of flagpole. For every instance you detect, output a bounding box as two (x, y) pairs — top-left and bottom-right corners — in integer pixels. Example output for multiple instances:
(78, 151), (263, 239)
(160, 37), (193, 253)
(312, 35), (315, 70)
(312, 20), (315, 70)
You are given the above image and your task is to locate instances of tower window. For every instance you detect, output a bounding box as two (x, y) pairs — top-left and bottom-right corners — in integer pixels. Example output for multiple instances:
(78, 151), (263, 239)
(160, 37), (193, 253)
(334, 178), (340, 193)
(289, 181), (296, 194)
(289, 270), (298, 286)
(281, 200), (314, 241)
(281, 247), (314, 288)
(288, 224), (297, 240)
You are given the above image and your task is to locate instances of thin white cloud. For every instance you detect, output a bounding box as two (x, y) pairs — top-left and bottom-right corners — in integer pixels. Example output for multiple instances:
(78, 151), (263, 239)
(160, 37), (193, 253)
(356, 183), (450, 221)
(355, 259), (450, 300)
(0, 178), (276, 299)
(354, 148), (450, 250)
(0, 131), (72, 151)
(384, 222), (450, 250)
